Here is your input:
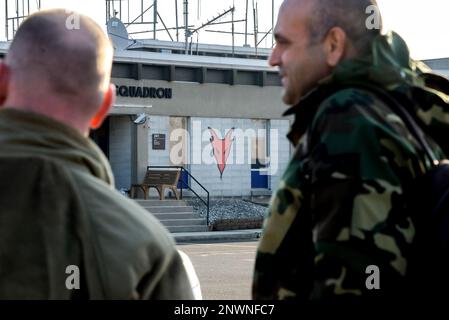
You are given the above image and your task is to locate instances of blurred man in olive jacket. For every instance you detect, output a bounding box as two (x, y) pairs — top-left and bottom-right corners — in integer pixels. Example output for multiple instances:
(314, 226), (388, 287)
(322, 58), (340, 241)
(0, 9), (194, 299)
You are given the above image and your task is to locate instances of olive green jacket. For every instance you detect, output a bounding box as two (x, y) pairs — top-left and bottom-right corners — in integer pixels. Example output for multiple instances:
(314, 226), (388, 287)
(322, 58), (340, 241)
(0, 108), (193, 299)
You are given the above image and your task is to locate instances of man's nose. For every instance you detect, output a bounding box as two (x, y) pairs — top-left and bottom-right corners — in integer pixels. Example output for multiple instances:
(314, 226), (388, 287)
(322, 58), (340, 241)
(268, 46), (280, 67)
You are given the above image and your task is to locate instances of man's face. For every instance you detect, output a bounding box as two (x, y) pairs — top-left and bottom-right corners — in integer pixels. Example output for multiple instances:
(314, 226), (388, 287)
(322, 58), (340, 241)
(269, 0), (331, 106)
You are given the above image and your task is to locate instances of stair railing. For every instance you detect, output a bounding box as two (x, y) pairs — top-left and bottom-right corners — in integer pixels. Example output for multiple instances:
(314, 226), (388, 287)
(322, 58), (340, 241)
(147, 166), (210, 227)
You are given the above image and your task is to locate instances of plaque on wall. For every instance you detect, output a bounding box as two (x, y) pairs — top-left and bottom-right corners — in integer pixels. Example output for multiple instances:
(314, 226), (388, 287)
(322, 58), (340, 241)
(152, 134), (166, 150)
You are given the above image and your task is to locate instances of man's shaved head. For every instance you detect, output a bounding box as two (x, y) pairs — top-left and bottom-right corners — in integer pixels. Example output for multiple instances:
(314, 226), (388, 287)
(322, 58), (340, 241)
(7, 9), (113, 106)
(1, 9), (114, 134)
(308, 0), (382, 54)
(270, 0), (383, 105)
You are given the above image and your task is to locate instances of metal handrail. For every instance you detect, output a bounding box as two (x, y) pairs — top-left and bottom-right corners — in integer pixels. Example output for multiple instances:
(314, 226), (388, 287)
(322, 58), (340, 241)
(147, 165), (210, 226)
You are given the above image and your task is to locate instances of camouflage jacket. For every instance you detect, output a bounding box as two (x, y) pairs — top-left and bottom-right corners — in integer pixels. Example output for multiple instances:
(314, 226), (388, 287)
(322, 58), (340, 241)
(253, 32), (449, 301)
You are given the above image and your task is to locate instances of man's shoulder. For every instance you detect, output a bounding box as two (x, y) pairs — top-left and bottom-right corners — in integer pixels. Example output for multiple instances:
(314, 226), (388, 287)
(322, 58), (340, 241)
(0, 155), (80, 195)
(11, 158), (171, 240)
(319, 86), (386, 114)
(310, 86), (393, 131)
(79, 172), (171, 225)
(62, 170), (182, 298)
(70, 169), (177, 251)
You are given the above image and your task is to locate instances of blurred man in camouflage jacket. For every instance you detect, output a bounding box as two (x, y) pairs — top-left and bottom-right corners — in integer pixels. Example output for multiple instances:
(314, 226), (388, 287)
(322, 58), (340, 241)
(253, 0), (449, 301)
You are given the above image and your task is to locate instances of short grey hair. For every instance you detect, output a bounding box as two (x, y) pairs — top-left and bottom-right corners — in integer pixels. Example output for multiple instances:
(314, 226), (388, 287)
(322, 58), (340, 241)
(308, 0), (382, 55)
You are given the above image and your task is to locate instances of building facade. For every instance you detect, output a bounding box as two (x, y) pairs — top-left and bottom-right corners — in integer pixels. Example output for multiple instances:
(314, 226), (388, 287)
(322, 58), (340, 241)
(3, 38), (445, 199)
(104, 45), (291, 198)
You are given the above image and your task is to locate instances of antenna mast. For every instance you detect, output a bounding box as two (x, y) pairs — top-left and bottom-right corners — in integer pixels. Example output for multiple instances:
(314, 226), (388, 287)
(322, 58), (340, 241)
(5, 0), (41, 41)
(102, 0), (274, 54)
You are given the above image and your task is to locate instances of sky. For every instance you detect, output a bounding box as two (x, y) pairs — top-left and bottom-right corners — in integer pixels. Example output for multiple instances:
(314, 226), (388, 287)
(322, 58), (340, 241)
(1, 0), (449, 60)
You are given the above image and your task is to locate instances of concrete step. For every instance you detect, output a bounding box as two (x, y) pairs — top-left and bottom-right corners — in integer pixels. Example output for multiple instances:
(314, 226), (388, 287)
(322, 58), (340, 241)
(173, 229), (262, 243)
(153, 212), (199, 220)
(134, 199), (209, 234)
(167, 225), (209, 233)
(142, 206), (193, 213)
(250, 189), (272, 197)
(135, 200), (187, 206)
(159, 218), (206, 227)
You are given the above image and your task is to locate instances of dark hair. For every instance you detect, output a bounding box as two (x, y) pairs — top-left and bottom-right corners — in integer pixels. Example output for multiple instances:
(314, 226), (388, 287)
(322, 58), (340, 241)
(308, 0), (382, 55)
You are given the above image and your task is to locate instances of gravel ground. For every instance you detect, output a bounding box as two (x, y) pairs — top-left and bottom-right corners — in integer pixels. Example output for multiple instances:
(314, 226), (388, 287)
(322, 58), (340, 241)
(185, 198), (268, 224)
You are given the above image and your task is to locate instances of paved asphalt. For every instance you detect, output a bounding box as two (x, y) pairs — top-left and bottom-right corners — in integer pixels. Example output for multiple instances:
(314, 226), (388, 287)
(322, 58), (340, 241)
(176, 240), (259, 300)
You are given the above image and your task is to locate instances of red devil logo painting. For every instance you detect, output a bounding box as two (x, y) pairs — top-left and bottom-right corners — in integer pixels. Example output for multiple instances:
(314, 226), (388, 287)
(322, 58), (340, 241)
(208, 127), (235, 179)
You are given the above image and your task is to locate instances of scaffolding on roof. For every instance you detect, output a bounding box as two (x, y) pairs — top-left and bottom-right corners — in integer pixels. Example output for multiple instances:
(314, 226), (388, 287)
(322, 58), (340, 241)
(105, 0), (276, 57)
(4, 0), (41, 41)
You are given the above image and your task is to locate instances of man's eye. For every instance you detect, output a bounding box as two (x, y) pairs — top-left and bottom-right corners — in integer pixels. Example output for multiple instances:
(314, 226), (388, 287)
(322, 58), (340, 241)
(276, 39), (288, 46)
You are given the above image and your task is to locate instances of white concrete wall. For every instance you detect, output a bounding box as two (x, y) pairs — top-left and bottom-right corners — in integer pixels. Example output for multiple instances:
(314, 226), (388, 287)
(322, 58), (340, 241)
(269, 119), (292, 192)
(148, 115), (171, 166)
(113, 114), (292, 197)
(189, 117), (265, 197)
(147, 116), (181, 198)
(109, 116), (132, 190)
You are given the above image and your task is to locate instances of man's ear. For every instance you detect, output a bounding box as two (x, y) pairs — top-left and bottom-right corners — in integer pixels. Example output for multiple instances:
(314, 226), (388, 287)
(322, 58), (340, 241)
(323, 27), (347, 67)
(90, 84), (115, 129)
(0, 62), (10, 106)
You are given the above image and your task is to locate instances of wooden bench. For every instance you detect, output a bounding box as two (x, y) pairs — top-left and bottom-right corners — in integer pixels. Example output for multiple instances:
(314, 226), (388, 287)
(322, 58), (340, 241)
(130, 170), (181, 200)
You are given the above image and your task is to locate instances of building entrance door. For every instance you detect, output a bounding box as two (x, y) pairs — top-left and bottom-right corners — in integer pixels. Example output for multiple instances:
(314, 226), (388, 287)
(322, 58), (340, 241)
(251, 120), (269, 189)
(89, 117), (110, 158)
